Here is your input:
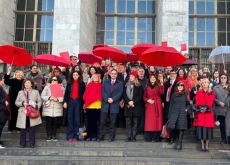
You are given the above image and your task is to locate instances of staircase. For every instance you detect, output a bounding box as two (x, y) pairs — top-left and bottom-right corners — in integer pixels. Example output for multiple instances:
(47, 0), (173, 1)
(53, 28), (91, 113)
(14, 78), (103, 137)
(0, 123), (230, 165)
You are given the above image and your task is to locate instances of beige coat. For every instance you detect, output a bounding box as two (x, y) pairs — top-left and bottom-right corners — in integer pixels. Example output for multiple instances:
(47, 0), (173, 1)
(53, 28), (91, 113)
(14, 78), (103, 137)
(15, 89), (42, 129)
(41, 84), (65, 117)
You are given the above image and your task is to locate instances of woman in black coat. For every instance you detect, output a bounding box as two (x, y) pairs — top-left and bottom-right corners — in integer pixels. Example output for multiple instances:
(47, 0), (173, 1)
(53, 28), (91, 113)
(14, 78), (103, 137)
(0, 78), (10, 148)
(4, 67), (24, 131)
(168, 81), (189, 150)
(123, 71), (143, 142)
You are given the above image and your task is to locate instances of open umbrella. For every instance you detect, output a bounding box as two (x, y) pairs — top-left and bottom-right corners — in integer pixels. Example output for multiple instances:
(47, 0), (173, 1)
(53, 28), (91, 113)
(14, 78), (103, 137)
(131, 43), (157, 55)
(33, 54), (70, 67)
(125, 53), (140, 62)
(140, 46), (186, 67)
(0, 45), (33, 66)
(93, 46), (126, 63)
(60, 51), (71, 64)
(78, 52), (102, 64)
(92, 44), (108, 50)
(182, 58), (198, 66)
(209, 46), (230, 70)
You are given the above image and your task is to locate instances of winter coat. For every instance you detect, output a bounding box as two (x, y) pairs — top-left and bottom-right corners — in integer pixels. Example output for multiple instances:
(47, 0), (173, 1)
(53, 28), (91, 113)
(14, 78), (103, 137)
(15, 89), (42, 129)
(101, 79), (123, 114)
(123, 83), (143, 117)
(193, 90), (215, 128)
(26, 72), (44, 93)
(41, 84), (65, 117)
(143, 85), (164, 131)
(213, 84), (229, 116)
(167, 92), (188, 130)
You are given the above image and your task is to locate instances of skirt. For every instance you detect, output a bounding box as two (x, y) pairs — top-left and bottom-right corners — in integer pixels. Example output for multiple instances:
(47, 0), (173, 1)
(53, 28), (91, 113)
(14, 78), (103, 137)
(196, 126), (213, 140)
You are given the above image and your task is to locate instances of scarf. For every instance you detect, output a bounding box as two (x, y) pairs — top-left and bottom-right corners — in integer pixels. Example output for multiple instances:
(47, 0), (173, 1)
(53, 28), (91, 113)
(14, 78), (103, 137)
(71, 80), (79, 99)
(30, 72), (38, 77)
(126, 82), (134, 100)
(83, 82), (102, 108)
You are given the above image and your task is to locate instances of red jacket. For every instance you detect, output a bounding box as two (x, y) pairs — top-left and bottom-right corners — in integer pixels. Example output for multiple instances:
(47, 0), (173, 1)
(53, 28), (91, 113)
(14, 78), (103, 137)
(193, 90), (215, 128)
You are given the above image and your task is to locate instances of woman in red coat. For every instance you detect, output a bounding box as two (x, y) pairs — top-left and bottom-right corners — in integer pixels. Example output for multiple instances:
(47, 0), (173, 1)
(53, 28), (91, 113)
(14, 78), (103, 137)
(193, 77), (215, 152)
(144, 74), (164, 142)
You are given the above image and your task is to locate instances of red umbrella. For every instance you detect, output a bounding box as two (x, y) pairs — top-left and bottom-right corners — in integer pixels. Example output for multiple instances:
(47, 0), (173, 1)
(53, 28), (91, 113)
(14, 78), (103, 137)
(78, 52), (102, 64)
(93, 46), (126, 63)
(0, 45), (32, 66)
(131, 43), (157, 55)
(33, 54), (70, 67)
(92, 44), (108, 50)
(125, 53), (140, 62)
(140, 46), (186, 67)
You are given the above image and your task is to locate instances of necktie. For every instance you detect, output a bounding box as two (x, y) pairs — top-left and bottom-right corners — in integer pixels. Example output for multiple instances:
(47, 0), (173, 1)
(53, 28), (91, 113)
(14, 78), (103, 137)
(166, 82), (173, 102)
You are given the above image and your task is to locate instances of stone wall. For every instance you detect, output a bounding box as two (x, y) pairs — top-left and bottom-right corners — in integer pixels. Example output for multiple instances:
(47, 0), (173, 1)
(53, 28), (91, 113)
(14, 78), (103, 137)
(0, 0), (16, 45)
(156, 0), (188, 52)
(52, 0), (96, 56)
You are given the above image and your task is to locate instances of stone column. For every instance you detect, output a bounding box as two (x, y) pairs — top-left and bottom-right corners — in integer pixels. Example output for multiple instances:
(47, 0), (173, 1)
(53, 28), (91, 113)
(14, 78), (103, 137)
(52, 0), (96, 56)
(0, 0), (16, 45)
(156, 0), (189, 52)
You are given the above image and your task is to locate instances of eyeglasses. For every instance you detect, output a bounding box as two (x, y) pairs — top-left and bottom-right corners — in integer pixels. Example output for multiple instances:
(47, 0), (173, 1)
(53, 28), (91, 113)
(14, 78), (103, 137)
(52, 79), (57, 81)
(221, 77), (227, 79)
(178, 84), (184, 87)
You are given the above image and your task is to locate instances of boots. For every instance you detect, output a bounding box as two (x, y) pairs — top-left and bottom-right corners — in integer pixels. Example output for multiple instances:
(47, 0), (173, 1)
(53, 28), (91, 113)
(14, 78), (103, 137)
(175, 131), (184, 150)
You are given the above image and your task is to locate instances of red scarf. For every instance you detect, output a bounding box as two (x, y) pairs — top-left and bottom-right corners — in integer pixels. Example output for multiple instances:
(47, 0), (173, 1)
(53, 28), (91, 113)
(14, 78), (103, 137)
(71, 80), (79, 99)
(83, 82), (102, 108)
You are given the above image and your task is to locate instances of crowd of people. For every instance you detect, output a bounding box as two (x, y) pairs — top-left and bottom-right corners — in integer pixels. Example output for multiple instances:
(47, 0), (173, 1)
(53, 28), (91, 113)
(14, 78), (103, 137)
(0, 58), (229, 152)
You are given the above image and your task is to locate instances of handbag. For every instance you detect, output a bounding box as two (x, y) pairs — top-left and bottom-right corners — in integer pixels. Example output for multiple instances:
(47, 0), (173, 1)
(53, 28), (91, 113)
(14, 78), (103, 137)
(160, 123), (170, 139)
(26, 105), (40, 119)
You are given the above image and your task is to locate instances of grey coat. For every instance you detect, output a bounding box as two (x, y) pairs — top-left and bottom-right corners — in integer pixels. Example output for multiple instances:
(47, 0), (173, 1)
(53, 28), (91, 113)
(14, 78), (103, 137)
(15, 89), (42, 129)
(26, 72), (44, 93)
(167, 92), (188, 130)
(213, 84), (228, 116)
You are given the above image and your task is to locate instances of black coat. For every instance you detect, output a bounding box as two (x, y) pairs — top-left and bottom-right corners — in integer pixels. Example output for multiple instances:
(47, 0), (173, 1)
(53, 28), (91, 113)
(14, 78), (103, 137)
(123, 84), (143, 117)
(167, 92), (188, 130)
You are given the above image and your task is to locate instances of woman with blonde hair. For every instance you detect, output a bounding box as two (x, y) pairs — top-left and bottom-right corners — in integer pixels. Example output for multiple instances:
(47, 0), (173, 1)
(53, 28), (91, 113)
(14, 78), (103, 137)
(4, 66), (24, 131)
(193, 78), (215, 152)
(188, 68), (198, 91)
(83, 74), (102, 141)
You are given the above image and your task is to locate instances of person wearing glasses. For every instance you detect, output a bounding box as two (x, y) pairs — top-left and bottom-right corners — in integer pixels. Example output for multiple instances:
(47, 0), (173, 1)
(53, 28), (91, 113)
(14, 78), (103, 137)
(41, 76), (65, 141)
(167, 81), (189, 150)
(213, 73), (229, 144)
(193, 77), (215, 152)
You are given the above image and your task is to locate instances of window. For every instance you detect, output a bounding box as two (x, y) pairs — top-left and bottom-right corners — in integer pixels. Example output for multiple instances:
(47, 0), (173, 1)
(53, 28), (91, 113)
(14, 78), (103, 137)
(96, 0), (156, 52)
(15, 0), (54, 42)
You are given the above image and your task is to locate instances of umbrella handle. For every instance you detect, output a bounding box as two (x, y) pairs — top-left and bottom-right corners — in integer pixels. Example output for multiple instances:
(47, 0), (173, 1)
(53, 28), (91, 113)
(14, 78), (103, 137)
(10, 55), (15, 67)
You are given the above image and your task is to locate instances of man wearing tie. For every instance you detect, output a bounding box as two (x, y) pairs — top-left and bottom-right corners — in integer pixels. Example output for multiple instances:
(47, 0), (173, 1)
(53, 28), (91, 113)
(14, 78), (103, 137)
(163, 69), (178, 124)
(98, 69), (124, 142)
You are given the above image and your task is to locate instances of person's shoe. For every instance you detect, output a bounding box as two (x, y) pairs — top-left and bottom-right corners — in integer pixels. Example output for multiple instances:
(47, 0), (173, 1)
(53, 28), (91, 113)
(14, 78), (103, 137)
(0, 145), (5, 149)
(205, 149), (209, 152)
(97, 137), (104, 142)
(30, 144), (35, 148)
(20, 144), (26, 148)
(52, 137), (58, 141)
(220, 139), (227, 144)
(92, 138), (97, 141)
(125, 137), (131, 142)
(108, 138), (114, 142)
(200, 148), (205, 152)
(132, 137), (136, 142)
(46, 137), (52, 142)
(86, 138), (92, 141)
(175, 143), (182, 150)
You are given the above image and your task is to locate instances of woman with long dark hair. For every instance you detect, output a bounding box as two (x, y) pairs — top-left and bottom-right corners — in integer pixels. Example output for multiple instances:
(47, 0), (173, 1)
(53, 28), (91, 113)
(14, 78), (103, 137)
(167, 81), (189, 150)
(143, 74), (164, 142)
(63, 71), (85, 142)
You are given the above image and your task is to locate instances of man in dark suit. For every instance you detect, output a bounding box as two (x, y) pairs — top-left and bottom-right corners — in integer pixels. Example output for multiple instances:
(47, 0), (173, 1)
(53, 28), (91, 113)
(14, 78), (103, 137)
(163, 69), (178, 124)
(98, 69), (124, 142)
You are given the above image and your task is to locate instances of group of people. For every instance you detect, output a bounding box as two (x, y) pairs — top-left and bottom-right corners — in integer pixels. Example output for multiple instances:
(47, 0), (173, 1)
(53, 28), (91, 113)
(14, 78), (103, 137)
(0, 59), (229, 153)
